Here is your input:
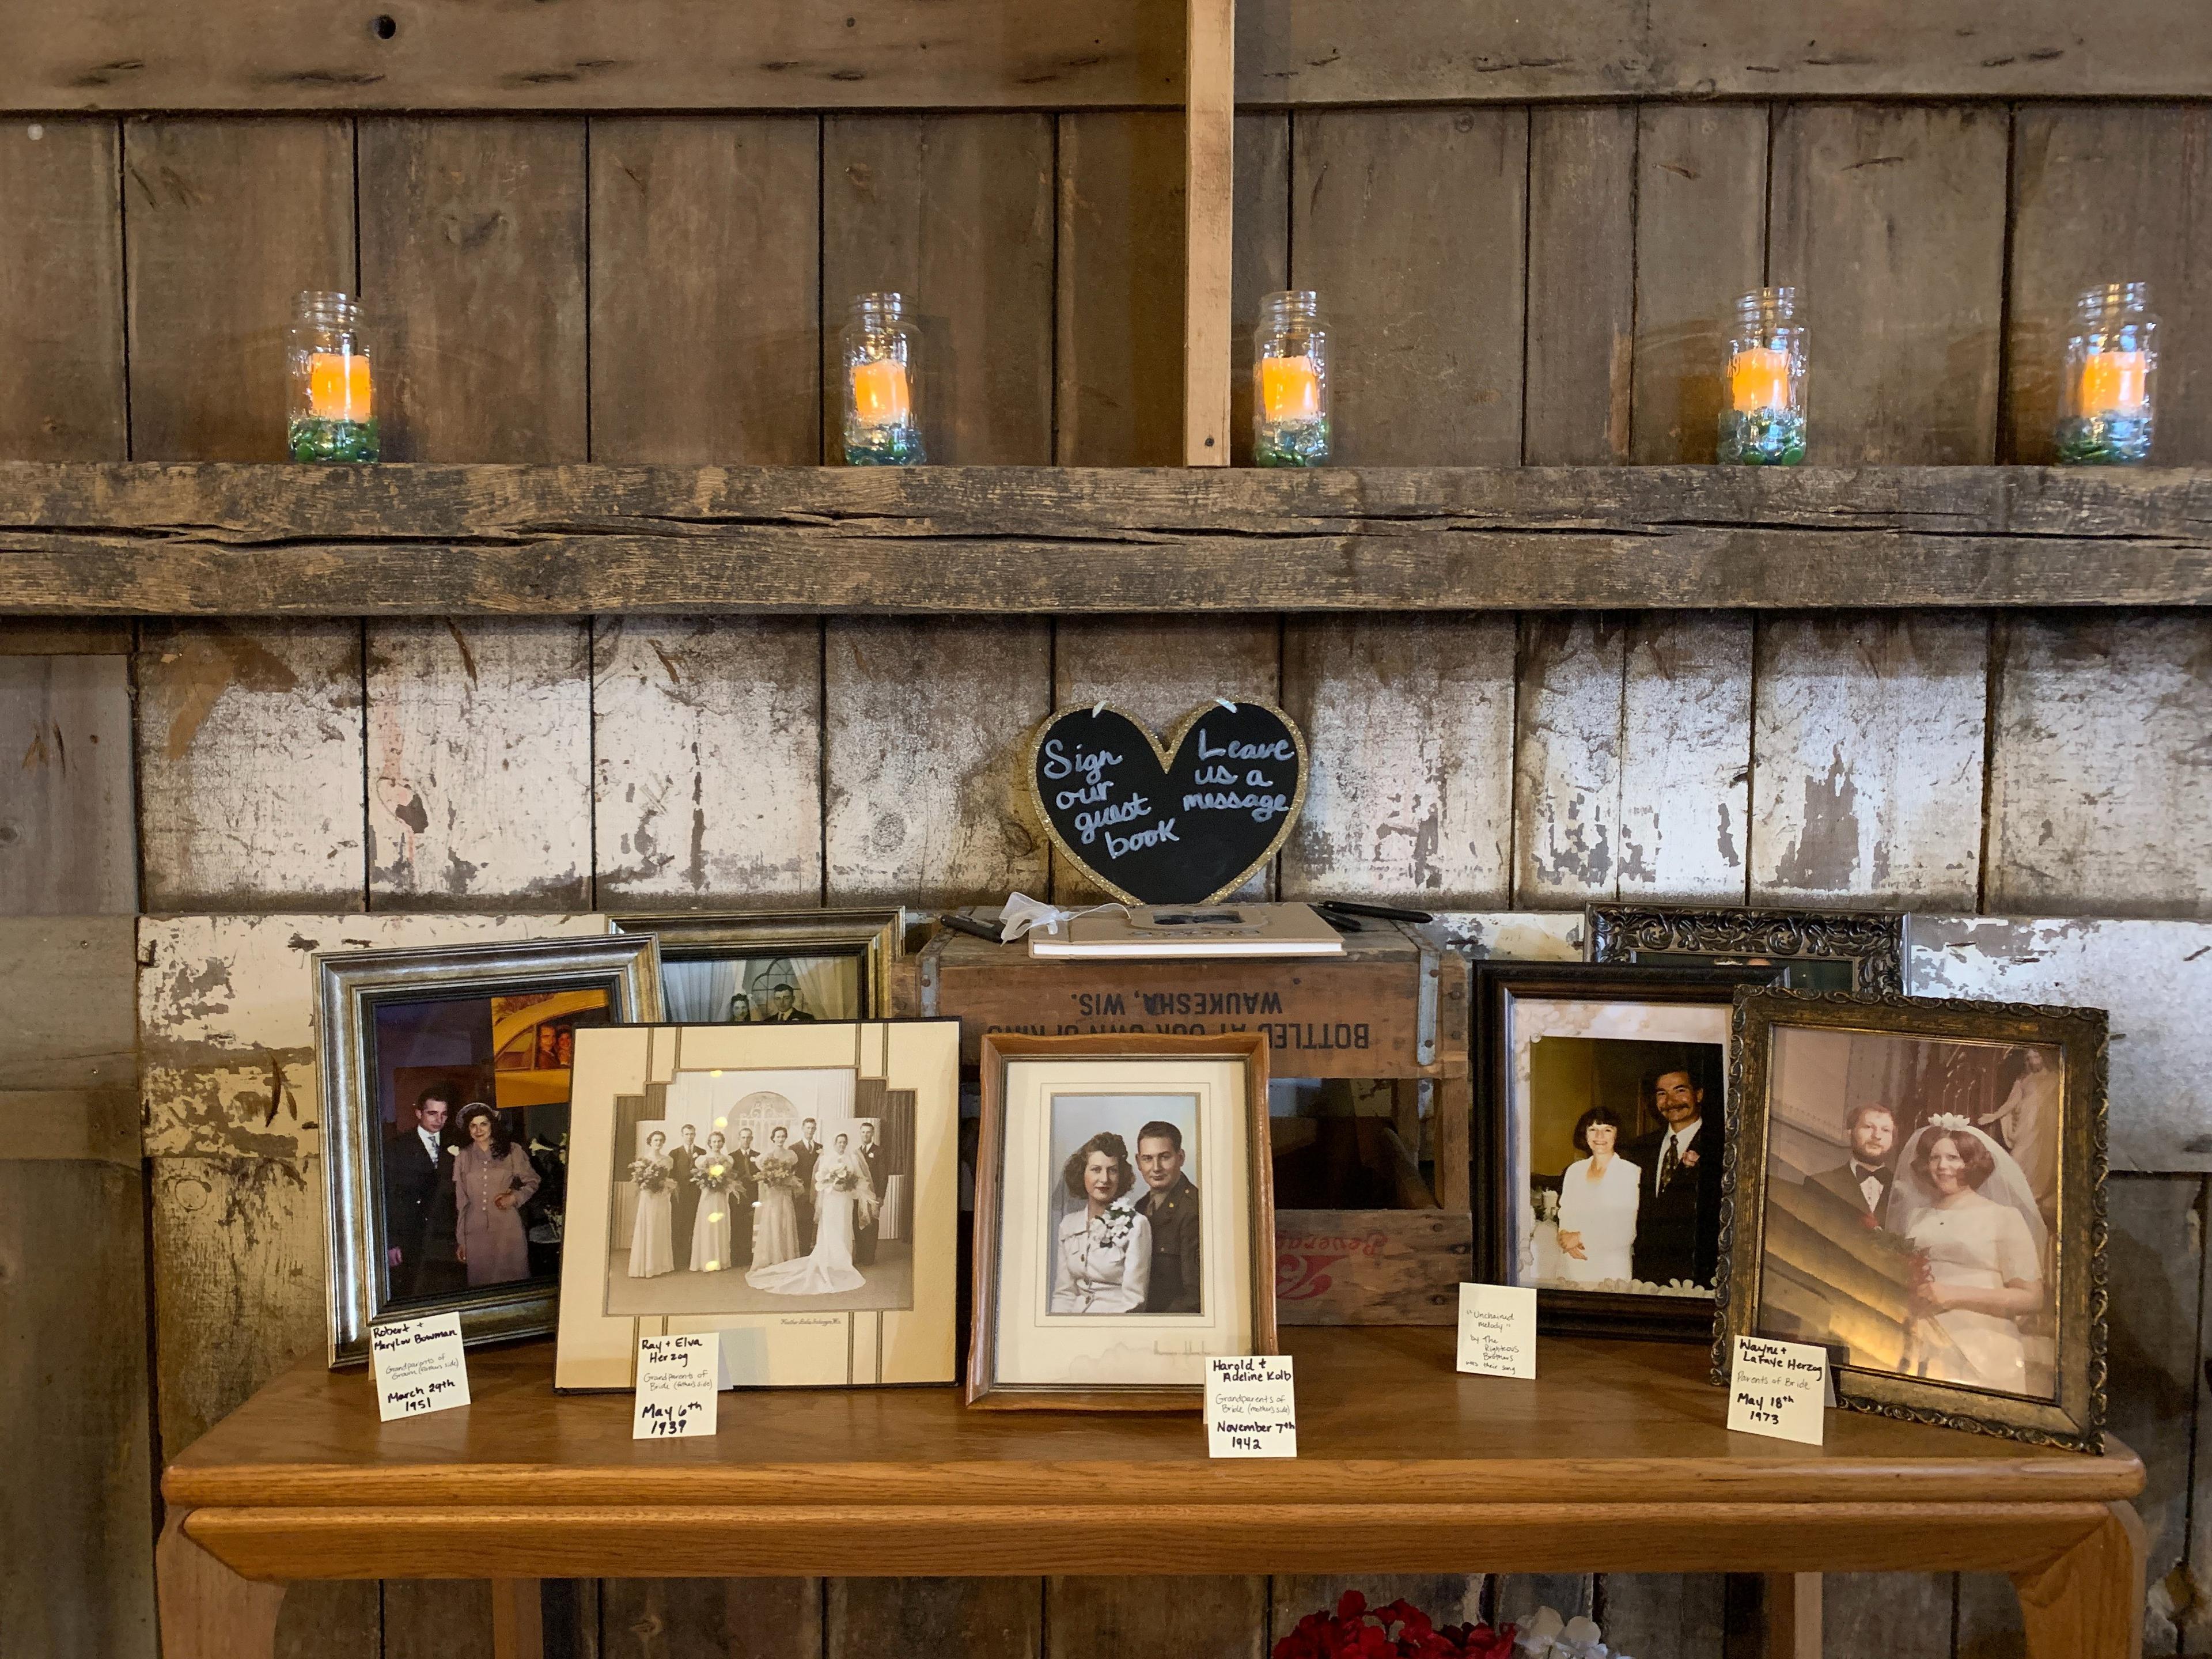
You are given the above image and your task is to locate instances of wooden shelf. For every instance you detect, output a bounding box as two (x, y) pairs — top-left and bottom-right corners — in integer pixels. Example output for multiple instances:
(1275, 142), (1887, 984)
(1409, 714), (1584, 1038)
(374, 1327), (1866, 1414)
(4, 463), (2208, 617)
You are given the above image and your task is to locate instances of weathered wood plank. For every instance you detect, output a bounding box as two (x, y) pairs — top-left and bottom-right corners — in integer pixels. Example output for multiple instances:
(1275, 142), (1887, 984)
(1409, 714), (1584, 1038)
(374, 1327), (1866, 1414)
(1749, 616), (1987, 910)
(271, 1582), (379, 1659)
(137, 620), (366, 911)
(0, 654), (135, 914)
(1986, 615), (2212, 919)
(1907, 915), (2212, 1173)
(1057, 111), (1184, 467)
(1281, 617), (1516, 907)
(1514, 616), (1624, 908)
(1768, 104), (2010, 465)
(1630, 105), (1768, 467)
(5, 0), (2200, 109)
(1595, 1575), (1726, 1659)
(365, 620), (593, 910)
(5, 464), (2212, 616)
(1525, 105), (1635, 467)
(1230, 114), (1291, 471)
(1049, 1575), (1264, 1659)
(122, 119), (353, 461)
(589, 116), (820, 465)
(0, 118), (125, 461)
(357, 118), (588, 463)
(830, 1580), (1037, 1659)
(1822, 1574), (1955, 1659)
(823, 619), (1050, 908)
(1293, 108), (1526, 465)
(0, 915), (137, 1095)
(382, 1581), (494, 1659)
(138, 913), (604, 1454)
(1618, 615), (1752, 904)
(592, 616), (823, 909)
(820, 115), (1054, 466)
(2005, 104), (2212, 467)
(602, 1577), (821, 1659)
(1050, 616), (1278, 903)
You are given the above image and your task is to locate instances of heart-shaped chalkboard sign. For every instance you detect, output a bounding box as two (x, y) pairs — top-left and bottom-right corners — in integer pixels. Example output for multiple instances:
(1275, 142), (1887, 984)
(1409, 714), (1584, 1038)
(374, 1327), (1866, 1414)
(1027, 699), (1309, 905)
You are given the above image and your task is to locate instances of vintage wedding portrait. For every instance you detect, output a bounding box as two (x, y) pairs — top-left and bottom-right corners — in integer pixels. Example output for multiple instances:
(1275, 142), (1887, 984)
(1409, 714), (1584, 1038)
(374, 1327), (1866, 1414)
(1044, 1093), (1204, 1317)
(1525, 1037), (1728, 1298)
(1752, 1025), (2064, 1400)
(603, 1065), (914, 1318)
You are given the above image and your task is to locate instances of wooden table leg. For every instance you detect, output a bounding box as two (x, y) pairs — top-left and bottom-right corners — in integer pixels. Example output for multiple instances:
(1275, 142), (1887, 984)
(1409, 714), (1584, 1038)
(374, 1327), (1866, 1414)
(2011, 1500), (2147, 1659)
(157, 1512), (285, 1659)
(492, 1578), (547, 1659)
(1763, 1572), (1822, 1659)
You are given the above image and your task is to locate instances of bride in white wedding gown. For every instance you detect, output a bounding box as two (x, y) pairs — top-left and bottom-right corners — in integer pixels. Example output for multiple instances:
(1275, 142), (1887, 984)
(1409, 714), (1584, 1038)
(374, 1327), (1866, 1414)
(746, 1130), (879, 1296)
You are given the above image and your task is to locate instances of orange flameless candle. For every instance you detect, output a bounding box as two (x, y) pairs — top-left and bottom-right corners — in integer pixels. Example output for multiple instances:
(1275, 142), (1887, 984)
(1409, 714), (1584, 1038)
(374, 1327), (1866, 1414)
(1259, 355), (1321, 422)
(2078, 350), (2149, 417)
(307, 351), (373, 421)
(1729, 346), (1791, 414)
(850, 357), (912, 426)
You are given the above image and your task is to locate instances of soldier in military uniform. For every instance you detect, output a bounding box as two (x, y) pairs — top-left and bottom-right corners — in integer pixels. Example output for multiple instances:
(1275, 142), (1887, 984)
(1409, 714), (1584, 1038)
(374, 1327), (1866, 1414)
(1134, 1120), (1202, 1313)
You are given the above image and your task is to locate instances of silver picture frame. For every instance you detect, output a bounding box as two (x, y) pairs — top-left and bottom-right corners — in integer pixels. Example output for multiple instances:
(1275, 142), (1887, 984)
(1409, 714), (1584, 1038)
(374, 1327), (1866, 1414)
(319, 934), (662, 1366)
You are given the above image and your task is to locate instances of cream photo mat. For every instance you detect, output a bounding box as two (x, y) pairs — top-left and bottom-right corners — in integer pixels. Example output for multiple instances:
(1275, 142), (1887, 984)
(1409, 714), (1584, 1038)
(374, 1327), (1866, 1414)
(993, 1056), (1254, 1389)
(1507, 997), (1732, 1287)
(555, 1020), (959, 1389)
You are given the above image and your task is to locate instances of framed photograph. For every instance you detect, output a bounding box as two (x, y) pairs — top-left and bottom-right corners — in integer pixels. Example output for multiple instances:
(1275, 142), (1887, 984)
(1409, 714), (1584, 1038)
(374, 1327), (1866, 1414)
(554, 1019), (960, 1389)
(1586, 906), (1904, 993)
(1474, 963), (1785, 1339)
(318, 934), (661, 1366)
(969, 1033), (1277, 1410)
(1716, 989), (2108, 1450)
(610, 909), (902, 1027)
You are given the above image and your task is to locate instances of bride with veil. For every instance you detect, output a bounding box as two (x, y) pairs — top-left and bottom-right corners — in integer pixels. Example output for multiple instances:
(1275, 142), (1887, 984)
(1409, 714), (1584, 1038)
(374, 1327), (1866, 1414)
(1889, 1113), (2048, 1395)
(747, 1129), (879, 1296)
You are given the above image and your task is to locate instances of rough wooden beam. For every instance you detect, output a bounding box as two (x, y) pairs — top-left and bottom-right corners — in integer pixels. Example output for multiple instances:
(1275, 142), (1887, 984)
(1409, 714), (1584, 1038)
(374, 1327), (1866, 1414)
(1183, 0), (1234, 465)
(0, 464), (2208, 616)
(4, 0), (2202, 109)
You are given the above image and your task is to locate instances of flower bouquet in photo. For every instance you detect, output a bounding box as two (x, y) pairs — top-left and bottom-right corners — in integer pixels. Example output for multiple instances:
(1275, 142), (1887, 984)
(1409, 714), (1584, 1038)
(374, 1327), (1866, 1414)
(694, 1157), (743, 1195)
(1272, 1592), (1517, 1659)
(627, 1157), (673, 1195)
(757, 1161), (802, 1196)
(827, 1164), (860, 1194)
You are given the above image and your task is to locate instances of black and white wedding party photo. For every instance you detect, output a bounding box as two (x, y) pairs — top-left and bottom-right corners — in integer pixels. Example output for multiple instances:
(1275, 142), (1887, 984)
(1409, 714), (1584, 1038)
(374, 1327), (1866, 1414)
(659, 953), (862, 1025)
(1525, 1037), (1728, 1299)
(604, 1065), (914, 1317)
(1752, 1026), (2063, 1401)
(1046, 1093), (1203, 1316)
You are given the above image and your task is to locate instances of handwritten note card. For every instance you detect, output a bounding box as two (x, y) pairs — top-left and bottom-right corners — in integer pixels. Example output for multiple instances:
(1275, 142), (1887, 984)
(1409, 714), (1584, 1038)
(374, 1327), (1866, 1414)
(1456, 1283), (1537, 1379)
(1727, 1335), (1829, 1445)
(1206, 1355), (1297, 1458)
(369, 1311), (471, 1423)
(633, 1332), (720, 1440)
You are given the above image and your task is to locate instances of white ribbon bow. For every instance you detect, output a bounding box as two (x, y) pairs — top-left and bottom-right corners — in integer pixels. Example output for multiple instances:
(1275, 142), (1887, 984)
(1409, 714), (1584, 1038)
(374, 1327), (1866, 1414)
(997, 892), (1125, 942)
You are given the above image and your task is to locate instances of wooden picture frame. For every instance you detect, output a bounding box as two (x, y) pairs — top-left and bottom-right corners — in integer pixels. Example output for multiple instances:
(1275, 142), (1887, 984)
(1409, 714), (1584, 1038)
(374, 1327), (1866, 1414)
(968, 1032), (1277, 1410)
(1472, 962), (1785, 1340)
(1715, 988), (2109, 1450)
(609, 908), (902, 1026)
(317, 934), (662, 1366)
(1587, 904), (1905, 994)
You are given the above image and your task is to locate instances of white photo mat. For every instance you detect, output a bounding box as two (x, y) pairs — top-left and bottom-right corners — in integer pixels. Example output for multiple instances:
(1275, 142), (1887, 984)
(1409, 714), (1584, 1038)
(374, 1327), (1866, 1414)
(993, 1056), (1255, 1389)
(555, 1021), (959, 1389)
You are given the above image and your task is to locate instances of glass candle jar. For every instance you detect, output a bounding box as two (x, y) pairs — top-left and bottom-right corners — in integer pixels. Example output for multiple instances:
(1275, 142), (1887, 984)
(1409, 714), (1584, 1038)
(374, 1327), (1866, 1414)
(286, 290), (380, 463)
(840, 292), (925, 465)
(2055, 282), (2157, 465)
(1718, 287), (1806, 466)
(1252, 290), (1331, 467)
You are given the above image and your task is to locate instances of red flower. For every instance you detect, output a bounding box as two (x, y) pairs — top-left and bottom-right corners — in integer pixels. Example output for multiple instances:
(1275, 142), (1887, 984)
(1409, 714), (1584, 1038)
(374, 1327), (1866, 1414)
(1270, 1596), (1516, 1659)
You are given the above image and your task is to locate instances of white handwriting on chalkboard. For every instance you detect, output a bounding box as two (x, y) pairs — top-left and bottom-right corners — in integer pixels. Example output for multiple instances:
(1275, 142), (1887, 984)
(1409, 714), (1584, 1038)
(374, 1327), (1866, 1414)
(1196, 728), (1294, 764)
(1107, 818), (1179, 858)
(1039, 737), (1123, 784)
(1072, 794), (1152, 844)
(1180, 789), (1290, 822)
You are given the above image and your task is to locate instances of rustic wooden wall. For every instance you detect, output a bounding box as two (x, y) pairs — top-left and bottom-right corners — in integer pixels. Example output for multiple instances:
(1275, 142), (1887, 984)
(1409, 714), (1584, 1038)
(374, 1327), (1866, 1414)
(2, 93), (2210, 1659)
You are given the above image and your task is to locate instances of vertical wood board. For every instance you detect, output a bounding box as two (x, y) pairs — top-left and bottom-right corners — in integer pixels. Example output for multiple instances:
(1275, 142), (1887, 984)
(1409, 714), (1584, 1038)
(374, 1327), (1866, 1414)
(1048, 1575), (1265, 1659)
(0, 653), (135, 915)
(831, 1579), (1038, 1659)
(0, 116), (126, 460)
(1616, 615), (1752, 904)
(1524, 105), (1636, 465)
(1513, 615), (1625, 907)
(1229, 114), (1291, 469)
(601, 1577), (821, 1659)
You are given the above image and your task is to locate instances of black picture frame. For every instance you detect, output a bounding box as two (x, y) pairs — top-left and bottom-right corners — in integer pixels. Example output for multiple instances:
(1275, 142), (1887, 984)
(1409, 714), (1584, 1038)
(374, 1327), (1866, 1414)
(1586, 904), (1905, 994)
(1472, 961), (1787, 1340)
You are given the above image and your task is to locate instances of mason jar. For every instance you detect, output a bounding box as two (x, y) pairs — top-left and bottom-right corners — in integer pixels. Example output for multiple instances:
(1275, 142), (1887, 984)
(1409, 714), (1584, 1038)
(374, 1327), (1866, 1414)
(2055, 282), (2157, 464)
(840, 291), (925, 465)
(286, 290), (379, 463)
(1717, 287), (1806, 466)
(1252, 290), (1331, 467)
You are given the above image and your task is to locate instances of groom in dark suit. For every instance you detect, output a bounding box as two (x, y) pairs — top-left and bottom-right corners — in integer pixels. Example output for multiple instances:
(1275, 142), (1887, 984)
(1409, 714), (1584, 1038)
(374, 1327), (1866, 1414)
(669, 1124), (701, 1271)
(1805, 1101), (1899, 1225)
(853, 1120), (888, 1266)
(384, 1084), (457, 1296)
(792, 1118), (823, 1250)
(1624, 1062), (1724, 1289)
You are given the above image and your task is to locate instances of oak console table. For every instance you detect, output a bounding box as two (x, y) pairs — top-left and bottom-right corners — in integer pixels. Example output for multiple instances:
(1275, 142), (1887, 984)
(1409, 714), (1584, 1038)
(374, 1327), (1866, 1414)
(157, 1327), (2144, 1659)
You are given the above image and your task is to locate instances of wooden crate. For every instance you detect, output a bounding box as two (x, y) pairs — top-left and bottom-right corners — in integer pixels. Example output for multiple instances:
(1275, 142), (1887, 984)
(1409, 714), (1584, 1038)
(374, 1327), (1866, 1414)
(914, 917), (1470, 1325)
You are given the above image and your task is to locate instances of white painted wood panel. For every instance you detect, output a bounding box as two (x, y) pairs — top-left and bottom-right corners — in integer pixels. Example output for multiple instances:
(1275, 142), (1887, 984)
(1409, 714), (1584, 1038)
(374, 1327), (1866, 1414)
(1618, 613), (1752, 904)
(1513, 616), (1625, 907)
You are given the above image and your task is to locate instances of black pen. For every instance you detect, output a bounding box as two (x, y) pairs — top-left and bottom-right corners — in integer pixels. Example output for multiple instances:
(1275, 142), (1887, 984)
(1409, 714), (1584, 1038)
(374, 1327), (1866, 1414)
(936, 912), (1006, 943)
(1317, 899), (1435, 925)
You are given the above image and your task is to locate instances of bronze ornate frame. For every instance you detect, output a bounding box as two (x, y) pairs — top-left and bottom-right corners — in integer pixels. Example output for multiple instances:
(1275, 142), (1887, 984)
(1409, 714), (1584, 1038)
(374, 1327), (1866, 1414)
(1713, 988), (2109, 1451)
(1587, 905), (1905, 993)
